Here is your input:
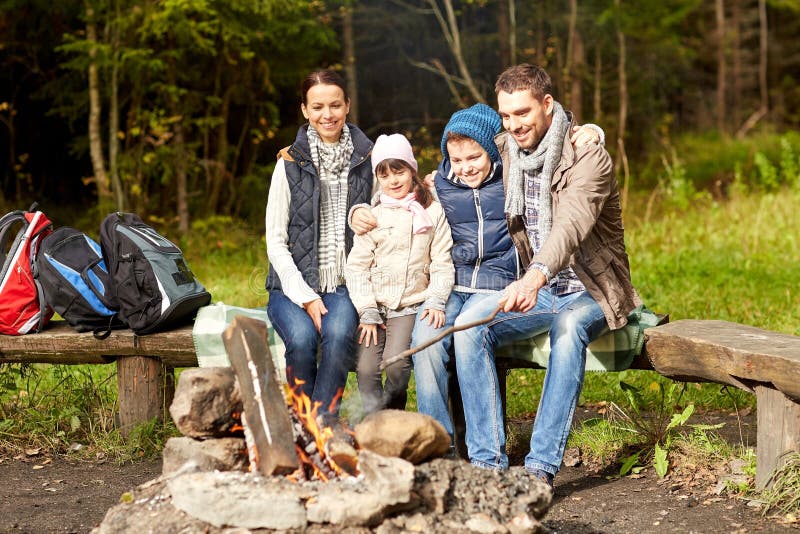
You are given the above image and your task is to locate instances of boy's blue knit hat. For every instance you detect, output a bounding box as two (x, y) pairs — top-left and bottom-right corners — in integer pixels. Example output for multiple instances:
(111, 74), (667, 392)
(440, 103), (502, 162)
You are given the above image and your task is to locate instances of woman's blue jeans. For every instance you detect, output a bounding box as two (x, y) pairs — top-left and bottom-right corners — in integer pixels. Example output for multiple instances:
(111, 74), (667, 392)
(453, 289), (608, 475)
(267, 285), (357, 417)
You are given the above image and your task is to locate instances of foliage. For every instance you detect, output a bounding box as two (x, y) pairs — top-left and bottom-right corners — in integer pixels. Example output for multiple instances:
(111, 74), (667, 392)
(639, 131), (800, 192)
(759, 453), (800, 517)
(566, 416), (637, 466)
(610, 380), (693, 477)
(0, 362), (175, 460)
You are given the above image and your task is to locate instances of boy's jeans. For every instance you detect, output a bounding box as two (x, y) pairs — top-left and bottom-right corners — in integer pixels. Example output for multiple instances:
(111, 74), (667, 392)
(267, 285), (357, 417)
(453, 289), (608, 475)
(411, 291), (498, 436)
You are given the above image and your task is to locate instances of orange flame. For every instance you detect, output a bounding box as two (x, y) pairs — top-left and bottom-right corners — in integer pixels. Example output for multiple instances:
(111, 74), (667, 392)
(285, 379), (350, 480)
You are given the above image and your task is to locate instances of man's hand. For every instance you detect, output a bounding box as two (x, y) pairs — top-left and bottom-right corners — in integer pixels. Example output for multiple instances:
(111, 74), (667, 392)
(420, 308), (445, 329)
(351, 207), (377, 235)
(358, 322), (385, 347)
(423, 171), (435, 189)
(570, 125), (600, 147)
(498, 270), (547, 313)
(303, 298), (328, 332)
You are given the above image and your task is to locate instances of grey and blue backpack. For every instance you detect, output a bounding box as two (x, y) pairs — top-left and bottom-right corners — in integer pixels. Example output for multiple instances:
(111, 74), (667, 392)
(36, 226), (122, 333)
(100, 212), (211, 334)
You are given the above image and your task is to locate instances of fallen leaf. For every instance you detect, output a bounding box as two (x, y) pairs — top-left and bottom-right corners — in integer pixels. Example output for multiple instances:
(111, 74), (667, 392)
(32, 465), (45, 470)
(25, 448), (41, 457)
(42, 458), (51, 465)
(44, 488), (57, 492)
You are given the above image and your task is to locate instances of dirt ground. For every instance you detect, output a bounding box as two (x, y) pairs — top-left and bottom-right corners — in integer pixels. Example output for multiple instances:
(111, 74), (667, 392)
(0, 409), (796, 534)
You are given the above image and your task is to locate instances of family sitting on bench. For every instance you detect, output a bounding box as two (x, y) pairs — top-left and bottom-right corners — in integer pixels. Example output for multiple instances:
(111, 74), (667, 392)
(264, 63), (640, 490)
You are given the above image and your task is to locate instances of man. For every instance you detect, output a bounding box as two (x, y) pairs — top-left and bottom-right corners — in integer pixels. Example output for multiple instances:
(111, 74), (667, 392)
(450, 63), (640, 488)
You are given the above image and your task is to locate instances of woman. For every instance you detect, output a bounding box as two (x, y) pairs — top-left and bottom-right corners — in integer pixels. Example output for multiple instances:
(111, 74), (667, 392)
(265, 70), (374, 423)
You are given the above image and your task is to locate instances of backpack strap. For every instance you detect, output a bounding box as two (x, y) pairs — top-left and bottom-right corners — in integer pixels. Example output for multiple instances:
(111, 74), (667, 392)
(33, 277), (48, 333)
(0, 211), (26, 266)
(92, 314), (128, 340)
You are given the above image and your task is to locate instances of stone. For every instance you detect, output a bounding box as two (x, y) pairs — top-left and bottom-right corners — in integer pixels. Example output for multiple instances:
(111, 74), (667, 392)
(354, 409), (450, 464)
(169, 367), (242, 438)
(162, 436), (248, 475)
(306, 451), (417, 526)
(167, 471), (307, 530)
(465, 512), (506, 533)
(359, 449), (415, 500)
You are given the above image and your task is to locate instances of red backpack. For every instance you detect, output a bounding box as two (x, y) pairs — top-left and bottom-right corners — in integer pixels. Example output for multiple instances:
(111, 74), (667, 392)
(0, 205), (54, 335)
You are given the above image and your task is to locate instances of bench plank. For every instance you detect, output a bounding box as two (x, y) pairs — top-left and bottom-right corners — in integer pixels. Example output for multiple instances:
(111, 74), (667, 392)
(0, 322), (198, 368)
(642, 319), (800, 401)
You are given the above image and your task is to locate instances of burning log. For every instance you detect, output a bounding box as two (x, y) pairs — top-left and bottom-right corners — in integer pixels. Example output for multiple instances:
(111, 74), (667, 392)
(287, 399), (359, 481)
(222, 316), (299, 476)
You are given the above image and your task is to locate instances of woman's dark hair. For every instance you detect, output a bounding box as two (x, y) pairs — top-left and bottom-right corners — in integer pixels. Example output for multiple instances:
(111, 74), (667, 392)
(375, 159), (432, 208)
(301, 70), (349, 105)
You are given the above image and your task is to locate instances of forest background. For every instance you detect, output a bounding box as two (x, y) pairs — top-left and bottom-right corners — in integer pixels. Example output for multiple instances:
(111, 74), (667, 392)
(1, 0), (800, 499)
(1, 0), (799, 228)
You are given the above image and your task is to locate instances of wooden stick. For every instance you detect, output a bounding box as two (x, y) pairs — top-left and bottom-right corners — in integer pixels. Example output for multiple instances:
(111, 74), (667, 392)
(380, 305), (503, 371)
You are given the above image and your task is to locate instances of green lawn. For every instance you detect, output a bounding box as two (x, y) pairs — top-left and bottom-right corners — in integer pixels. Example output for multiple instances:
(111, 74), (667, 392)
(2, 187), (798, 455)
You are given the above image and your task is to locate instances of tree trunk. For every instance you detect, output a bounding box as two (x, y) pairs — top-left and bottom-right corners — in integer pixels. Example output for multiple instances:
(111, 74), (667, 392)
(757, 0), (768, 114)
(593, 45), (602, 121)
(736, 0), (768, 138)
(498, 0), (511, 69)
(508, 0), (516, 65)
(570, 31), (584, 122)
(109, 0), (124, 211)
(424, 0), (484, 104)
(206, 88), (231, 213)
(342, 5), (359, 124)
(536, 6), (544, 66)
(0, 106), (17, 202)
(174, 119), (189, 234)
(86, 3), (111, 209)
(716, 0), (727, 134)
(615, 0), (630, 212)
(731, 0), (742, 128)
(563, 0), (577, 109)
(497, 0), (517, 68)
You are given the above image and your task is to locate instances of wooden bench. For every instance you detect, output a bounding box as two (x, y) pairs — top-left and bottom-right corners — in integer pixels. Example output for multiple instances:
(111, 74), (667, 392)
(1, 318), (799, 489)
(0, 321), (196, 436)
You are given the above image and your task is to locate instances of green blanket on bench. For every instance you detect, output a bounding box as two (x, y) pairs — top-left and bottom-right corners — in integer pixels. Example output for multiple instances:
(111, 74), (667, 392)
(192, 303), (660, 374)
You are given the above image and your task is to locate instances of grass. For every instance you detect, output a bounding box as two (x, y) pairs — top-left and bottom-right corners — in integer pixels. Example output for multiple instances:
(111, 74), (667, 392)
(1, 167), (798, 493)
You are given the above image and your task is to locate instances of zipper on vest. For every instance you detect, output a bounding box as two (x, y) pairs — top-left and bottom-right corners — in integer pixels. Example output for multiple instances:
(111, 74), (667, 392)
(471, 189), (484, 289)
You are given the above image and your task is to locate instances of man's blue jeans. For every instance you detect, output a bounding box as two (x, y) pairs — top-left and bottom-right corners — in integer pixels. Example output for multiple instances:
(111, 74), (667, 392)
(453, 289), (608, 475)
(411, 291), (498, 436)
(267, 285), (357, 417)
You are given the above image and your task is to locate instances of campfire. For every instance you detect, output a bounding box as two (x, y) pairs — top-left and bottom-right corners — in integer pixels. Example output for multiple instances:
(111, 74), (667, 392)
(98, 316), (553, 533)
(285, 383), (359, 481)
(216, 316), (360, 482)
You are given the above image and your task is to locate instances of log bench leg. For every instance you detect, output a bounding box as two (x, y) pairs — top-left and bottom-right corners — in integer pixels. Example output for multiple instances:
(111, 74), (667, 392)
(755, 385), (800, 489)
(117, 356), (175, 437)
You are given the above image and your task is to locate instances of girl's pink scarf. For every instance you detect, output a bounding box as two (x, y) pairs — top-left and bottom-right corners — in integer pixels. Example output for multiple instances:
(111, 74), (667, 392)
(379, 192), (433, 234)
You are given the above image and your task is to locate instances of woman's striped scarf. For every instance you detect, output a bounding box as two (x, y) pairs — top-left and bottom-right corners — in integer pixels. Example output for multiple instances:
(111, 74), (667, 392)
(307, 124), (354, 293)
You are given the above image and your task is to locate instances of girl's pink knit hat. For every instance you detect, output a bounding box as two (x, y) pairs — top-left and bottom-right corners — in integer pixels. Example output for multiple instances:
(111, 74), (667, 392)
(371, 134), (418, 176)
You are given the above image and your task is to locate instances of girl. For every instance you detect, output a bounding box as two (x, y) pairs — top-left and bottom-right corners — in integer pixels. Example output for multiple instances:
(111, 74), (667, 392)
(265, 69), (375, 424)
(345, 134), (454, 415)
